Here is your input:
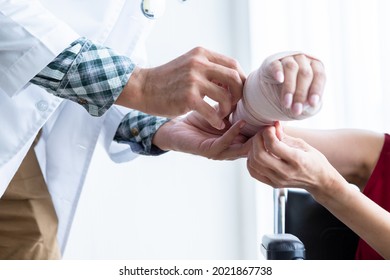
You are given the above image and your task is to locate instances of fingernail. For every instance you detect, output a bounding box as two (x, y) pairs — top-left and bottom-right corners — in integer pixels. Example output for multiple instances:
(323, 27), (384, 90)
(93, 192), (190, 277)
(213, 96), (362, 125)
(275, 71), (284, 83)
(283, 93), (293, 108)
(292, 102), (303, 116)
(309, 94), (320, 107)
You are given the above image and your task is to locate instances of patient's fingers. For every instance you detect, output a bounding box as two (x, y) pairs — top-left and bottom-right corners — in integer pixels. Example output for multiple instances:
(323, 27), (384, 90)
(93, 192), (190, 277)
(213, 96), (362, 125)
(292, 54), (313, 115)
(268, 60), (285, 83)
(308, 59), (326, 107)
(246, 161), (274, 186)
(280, 56), (299, 109)
(278, 54), (325, 116)
(247, 130), (294, 186)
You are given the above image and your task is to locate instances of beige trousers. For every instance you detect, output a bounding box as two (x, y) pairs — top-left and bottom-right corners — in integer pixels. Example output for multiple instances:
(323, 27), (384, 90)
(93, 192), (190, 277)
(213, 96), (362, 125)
(0, 139), (61, 259)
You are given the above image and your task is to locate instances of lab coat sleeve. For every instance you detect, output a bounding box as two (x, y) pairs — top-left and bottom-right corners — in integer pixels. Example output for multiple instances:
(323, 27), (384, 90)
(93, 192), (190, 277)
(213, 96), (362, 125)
(0, 0), (80, 97)
(100, 106), (140, 163)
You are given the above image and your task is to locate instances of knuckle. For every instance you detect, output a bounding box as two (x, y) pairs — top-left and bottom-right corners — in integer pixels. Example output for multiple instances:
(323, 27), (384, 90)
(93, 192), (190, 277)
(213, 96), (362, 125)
(299, 67), (313, 79)
(191, 46), (206, 56)
(228, 58), (240, 70)
(186, 56), (203, 69)
(293, 89), (306, 100)
(269, 60), (281, 72)
(228, 68), (241, 82)
(284, 60), (299, 72)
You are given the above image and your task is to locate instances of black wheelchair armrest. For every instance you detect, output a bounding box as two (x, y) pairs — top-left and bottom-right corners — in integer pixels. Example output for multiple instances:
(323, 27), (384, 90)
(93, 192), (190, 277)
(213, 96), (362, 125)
(261, 233), (305, 260)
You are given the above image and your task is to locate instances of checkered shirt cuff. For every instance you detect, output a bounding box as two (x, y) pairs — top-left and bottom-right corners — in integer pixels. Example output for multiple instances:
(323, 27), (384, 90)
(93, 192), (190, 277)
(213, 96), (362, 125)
(30, 37), (135, 117)
(114, 110), (170, 155)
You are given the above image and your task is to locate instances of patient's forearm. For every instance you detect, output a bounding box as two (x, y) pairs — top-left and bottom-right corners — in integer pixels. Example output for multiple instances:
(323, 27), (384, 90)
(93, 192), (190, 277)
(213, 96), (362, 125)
(283, 127), (384, 189)
(319, 175), (390, 259)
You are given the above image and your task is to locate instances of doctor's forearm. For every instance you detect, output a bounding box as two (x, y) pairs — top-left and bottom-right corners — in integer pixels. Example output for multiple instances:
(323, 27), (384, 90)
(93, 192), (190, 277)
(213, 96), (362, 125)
(29, 37), (171, 156)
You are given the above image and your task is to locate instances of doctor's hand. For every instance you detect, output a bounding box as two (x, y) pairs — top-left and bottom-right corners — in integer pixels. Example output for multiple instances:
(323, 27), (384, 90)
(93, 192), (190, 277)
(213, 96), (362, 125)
(153, 108), (251, 160)
(246, 123), (341, 198)
(117, 47), (246, 130)
(263, 52), (326, 116)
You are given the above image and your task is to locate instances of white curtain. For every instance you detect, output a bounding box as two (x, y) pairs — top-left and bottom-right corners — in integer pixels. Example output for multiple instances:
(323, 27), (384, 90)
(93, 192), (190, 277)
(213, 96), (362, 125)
(248, 0), (390, 258)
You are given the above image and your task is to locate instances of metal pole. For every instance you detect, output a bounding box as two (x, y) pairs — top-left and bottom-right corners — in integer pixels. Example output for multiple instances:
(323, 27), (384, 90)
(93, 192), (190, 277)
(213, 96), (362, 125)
(273, 188), (287, 234)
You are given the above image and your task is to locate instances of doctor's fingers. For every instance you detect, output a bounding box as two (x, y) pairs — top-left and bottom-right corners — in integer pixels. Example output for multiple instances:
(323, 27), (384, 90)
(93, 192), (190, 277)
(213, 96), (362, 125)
(193, 98), (226, 130)
(210, 121), (251, 160)
(201, 48), (246, 105)
(205, 62), (245, 107)
(191, 79), (236, 129)
(203, 47), (246, 82)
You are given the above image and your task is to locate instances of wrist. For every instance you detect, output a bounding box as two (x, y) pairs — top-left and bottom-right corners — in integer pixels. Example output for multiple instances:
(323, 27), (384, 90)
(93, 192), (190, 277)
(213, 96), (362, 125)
(116, 66), (146, 110)
(309, 168), (351, 206)
(152, 119), (176, 151)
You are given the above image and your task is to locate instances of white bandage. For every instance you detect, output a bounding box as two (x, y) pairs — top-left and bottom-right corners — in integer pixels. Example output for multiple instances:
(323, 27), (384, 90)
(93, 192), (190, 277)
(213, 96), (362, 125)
(230, 51), (322, 137)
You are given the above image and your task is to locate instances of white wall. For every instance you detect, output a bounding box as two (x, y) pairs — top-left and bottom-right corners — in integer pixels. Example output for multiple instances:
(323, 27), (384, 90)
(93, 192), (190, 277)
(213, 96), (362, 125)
(63, 0), (260, 260)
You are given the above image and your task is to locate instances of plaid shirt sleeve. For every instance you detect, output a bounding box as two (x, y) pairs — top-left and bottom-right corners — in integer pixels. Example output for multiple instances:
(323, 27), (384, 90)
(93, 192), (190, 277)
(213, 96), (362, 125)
(115, 111), (170, 155)
(30, 37), (134, 117)
(30, 37), (170, 155)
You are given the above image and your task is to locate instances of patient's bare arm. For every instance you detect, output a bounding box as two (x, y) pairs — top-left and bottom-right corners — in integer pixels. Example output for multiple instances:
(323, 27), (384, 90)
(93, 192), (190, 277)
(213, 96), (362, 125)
(247, 125), (390, 259)
(283, 126), (384, 190)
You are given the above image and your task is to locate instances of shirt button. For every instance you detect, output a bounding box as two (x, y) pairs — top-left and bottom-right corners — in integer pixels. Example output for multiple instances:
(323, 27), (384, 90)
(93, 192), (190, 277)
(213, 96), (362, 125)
(77, 98), (88, 105)
(131, 127), (139, 136)
(36, 100), (48, 112)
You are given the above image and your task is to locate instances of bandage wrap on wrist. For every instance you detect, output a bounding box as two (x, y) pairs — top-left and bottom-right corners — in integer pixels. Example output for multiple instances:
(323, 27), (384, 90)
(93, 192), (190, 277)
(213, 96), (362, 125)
(230, 51), (322, 137)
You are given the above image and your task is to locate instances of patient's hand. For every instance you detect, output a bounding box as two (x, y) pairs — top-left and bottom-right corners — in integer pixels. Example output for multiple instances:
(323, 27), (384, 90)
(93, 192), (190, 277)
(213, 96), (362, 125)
(246, 123), (339, 193)
(230, 52), (325, 137)
(264, 52), (326, 116)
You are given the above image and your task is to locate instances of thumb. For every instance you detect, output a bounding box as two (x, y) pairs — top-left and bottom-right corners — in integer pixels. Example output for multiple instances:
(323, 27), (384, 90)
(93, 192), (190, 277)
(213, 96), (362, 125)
(213, 120), (246, 151)
(262, 126), (308, 161)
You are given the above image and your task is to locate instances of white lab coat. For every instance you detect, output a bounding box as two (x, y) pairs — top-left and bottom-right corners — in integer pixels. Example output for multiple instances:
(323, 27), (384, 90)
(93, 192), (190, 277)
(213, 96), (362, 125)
(0, 0), (155, 253)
